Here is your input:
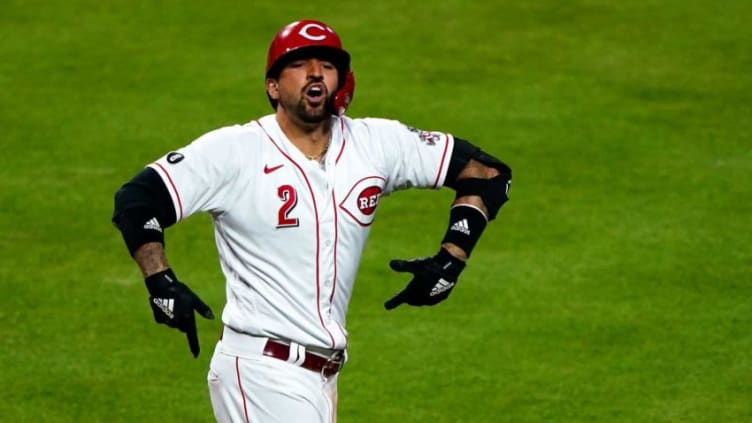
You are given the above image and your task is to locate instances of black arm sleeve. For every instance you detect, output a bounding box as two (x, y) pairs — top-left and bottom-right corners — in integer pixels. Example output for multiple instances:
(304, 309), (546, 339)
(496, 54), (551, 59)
(112, 167), (177, 255)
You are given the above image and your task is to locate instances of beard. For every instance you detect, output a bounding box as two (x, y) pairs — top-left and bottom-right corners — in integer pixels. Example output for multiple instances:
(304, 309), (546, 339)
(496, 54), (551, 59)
(283, 94), (334, 124)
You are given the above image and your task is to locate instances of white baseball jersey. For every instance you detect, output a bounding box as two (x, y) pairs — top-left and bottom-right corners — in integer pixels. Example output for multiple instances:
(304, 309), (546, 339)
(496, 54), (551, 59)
(148, 114), (454, 350)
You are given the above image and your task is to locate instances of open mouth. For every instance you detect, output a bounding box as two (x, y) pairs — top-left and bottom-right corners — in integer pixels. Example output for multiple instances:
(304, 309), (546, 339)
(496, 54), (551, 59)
(304, 84), (326, 105)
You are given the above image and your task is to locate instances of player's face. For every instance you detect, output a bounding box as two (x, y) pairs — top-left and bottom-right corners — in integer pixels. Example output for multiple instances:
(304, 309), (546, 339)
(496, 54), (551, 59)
(273, 58), (339, 124)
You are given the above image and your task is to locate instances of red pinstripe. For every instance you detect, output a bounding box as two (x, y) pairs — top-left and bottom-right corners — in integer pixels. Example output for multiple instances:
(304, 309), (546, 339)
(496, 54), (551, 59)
(335, 117), (346, 164)
(329, 117), (345, 306)
(235, 356), (250, 423)
(329, 190), (338, 306)
(152, 162), (184, 220)
(432, 134), (451, 188)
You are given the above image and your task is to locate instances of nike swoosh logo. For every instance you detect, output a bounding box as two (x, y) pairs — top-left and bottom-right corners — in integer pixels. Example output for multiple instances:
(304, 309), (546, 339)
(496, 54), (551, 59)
(264, 164), (284, 174)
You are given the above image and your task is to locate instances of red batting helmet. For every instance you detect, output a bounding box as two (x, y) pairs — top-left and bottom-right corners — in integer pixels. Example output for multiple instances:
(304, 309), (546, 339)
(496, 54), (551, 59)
(265, 20), (355, 115)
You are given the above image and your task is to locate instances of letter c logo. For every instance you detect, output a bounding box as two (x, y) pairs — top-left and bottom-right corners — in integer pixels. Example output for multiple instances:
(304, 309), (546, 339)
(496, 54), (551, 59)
(298, 23), (328, 41)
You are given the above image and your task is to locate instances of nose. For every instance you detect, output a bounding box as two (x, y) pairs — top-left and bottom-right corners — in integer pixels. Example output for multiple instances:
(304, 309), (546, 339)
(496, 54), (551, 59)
(306, 59), (324, 79)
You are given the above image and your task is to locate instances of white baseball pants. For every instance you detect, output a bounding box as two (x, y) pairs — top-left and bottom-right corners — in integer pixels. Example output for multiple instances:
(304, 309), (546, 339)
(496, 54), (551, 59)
(207, 329), (338, 423)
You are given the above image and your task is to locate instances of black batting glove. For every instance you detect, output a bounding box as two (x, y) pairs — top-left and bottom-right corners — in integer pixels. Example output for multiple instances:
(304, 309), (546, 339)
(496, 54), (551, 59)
(384, 248), (466, 310)
(145, 269), (215, 357)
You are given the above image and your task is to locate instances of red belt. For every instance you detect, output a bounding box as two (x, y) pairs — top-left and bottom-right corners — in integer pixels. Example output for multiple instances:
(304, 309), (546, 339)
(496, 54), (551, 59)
(262, 339), (345, 378)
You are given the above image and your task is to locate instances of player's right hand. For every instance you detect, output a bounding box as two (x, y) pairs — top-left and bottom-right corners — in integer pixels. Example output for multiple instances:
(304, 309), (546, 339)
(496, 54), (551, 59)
(144, 269), (215, 358)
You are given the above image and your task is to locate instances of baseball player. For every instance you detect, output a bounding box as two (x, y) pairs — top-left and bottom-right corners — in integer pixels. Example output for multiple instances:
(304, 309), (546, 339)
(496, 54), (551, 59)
(112, 19), (511, 423)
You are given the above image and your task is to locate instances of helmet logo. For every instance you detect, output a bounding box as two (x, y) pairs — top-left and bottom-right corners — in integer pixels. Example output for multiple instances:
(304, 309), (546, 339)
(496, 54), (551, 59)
(298, 23), (329, 41)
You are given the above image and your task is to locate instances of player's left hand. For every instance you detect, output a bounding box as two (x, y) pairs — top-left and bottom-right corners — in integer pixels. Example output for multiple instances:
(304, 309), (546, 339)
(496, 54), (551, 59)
(384, 248), (466, 310)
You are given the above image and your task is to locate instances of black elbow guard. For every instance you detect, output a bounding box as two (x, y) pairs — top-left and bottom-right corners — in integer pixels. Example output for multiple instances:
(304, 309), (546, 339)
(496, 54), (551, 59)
(447, 138), (512, 220)
(453, 174), (510, 220)
(113, 205), (165, 256)
(112, 167), (176, 256)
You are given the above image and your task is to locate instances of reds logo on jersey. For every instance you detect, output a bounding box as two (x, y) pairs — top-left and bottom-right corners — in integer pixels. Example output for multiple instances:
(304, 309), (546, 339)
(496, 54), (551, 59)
(339, 176), (385, 226)
(357, 186), (381, 216)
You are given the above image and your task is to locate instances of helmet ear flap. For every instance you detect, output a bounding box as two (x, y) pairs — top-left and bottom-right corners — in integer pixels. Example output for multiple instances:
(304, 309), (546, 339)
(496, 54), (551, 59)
(333, 71), (355, 116)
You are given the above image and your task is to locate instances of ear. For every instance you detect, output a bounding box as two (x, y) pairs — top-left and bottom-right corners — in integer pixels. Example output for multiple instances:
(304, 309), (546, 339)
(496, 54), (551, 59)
(266, 78), (280, 100)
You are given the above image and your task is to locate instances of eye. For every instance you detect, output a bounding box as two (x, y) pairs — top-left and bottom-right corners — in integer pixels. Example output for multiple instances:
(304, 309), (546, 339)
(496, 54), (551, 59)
(322, 62), (336, 70)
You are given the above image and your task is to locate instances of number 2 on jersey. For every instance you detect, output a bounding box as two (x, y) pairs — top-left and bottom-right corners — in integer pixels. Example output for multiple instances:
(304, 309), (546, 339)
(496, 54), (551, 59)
(277, 185), (300, 228)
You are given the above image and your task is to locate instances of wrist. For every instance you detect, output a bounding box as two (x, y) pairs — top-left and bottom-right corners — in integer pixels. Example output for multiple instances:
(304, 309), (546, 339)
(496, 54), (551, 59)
(144, 268), (177, 293)
(143, 265), (170, 279)
(440, 243), (468, 262)
(435, 247), (466, 279)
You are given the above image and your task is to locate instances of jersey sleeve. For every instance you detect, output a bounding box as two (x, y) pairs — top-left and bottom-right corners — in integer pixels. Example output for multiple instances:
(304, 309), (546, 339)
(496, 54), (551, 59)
(364, 118), (454, 194)
(147, 126), (245, 221)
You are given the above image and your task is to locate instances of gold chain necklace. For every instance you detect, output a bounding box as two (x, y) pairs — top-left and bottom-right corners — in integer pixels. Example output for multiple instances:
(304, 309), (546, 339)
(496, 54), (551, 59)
(305, 141), (331, 161)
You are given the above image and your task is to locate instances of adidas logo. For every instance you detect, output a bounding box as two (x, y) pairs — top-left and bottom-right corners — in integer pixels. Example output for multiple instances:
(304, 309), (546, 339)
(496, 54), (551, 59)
(143, 217), (162, 232)
(430, 278), (455, 296)
(449, 219), (470, 235)
(152, 297), (175, 319)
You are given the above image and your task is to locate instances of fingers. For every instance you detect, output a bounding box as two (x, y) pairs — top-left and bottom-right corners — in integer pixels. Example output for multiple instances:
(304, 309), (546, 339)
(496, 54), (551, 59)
(184, 312), (200, 358)
(192, 293), (215, 320)
(389, 259), (417, 273)
(384, 290), (407, 310)
(387, 258), (421, 309)
(184, 292), (213, 357)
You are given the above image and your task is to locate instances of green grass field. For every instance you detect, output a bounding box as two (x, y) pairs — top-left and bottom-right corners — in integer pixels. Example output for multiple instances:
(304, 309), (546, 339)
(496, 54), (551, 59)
(2, 0), (751, 421)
